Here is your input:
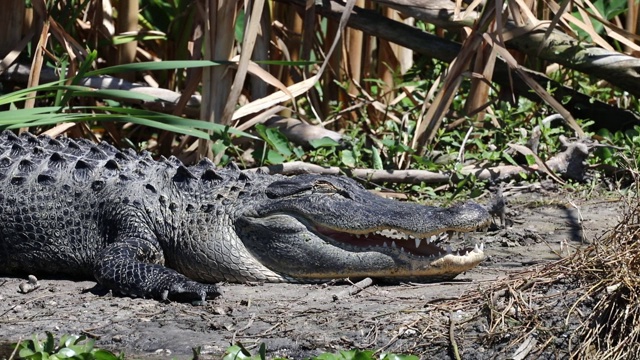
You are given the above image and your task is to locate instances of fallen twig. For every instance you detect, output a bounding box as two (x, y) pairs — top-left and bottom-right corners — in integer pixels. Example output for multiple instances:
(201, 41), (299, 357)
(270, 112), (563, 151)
(7, 336), (21, 360)
(449, 312), (461, 360)
(332, 277), (373, 301)
(511, 335), (537, 360)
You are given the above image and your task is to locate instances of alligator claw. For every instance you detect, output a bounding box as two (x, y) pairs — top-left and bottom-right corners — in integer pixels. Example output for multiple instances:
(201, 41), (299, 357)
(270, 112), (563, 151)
(165, 281), (222, 305)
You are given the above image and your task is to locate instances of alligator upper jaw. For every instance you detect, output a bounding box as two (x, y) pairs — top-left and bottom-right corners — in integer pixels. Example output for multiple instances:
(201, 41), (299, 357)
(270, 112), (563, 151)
(312, 223), (487, 259)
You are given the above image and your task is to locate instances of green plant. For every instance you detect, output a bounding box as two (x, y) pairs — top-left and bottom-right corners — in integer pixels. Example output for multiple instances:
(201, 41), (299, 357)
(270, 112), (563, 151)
(0, 54), (253, 144)
(13, 332), (123, 360)
(222, 342), (419, 360)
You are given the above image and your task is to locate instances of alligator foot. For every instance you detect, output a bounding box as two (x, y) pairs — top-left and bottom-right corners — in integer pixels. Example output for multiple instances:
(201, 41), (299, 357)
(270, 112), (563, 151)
(94, 238), (222, 304)
(162, 281), (222, 306)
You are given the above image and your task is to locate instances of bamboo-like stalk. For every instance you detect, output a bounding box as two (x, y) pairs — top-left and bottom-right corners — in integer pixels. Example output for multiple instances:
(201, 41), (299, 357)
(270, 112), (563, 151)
(321, 17), (341, 119)
(626, 0), (639, 53)
(250, 3), (271, 101)
(115, 0), (138, 81)
(220, 0), (266, 124)
(199, 0), (238, 158)
(346, 0), (364, 97)
(377, 7), (400, 104)
(0, 0), (25, 59)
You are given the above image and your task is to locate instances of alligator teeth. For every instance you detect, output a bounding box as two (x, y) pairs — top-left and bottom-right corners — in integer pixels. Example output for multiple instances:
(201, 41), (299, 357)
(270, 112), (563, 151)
(383, 242), (388, 248)
(391, 241), (397, 248)
(414, 238), (422, 248)
(474, 243), (480, 252)
(400, 247), (405, 252)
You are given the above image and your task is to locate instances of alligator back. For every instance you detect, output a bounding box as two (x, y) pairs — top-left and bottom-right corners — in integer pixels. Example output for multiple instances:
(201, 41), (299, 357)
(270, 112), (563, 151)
(0, 131), (157, 277)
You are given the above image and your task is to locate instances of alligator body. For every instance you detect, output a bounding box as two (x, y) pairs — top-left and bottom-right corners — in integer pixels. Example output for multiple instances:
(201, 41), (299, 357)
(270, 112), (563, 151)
(0, 132), (490, 303)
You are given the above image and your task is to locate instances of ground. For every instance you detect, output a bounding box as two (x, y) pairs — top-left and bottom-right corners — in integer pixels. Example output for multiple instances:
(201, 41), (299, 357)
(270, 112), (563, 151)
(0, 184), (625, 359)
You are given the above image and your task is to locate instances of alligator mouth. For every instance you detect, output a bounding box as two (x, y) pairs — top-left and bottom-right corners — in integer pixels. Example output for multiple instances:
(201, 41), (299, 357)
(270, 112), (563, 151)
(313, 225), (487, 258)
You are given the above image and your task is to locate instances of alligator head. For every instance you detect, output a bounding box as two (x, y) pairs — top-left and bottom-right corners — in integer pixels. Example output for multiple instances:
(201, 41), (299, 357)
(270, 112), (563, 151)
(233, 174), (490, 283)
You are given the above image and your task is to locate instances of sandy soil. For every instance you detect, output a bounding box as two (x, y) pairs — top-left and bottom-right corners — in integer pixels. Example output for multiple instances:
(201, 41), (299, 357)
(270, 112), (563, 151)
(0, 185), (624, 359)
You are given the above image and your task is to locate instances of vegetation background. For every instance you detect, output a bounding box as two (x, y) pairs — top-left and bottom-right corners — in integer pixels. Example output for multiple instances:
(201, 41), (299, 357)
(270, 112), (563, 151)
(0, 0), (639, 201)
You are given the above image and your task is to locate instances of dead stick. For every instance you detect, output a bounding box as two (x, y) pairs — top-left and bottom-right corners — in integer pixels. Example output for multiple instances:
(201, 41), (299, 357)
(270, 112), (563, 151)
(450, 312), (461, 360)
(332, 278), (373, 301)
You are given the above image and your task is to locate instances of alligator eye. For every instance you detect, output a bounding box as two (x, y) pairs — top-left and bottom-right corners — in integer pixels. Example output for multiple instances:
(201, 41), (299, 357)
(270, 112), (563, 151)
(313, 180), (340, 193)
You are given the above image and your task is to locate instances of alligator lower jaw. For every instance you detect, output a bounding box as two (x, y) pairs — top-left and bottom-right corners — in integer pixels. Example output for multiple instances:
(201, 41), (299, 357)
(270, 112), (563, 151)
(313, 224), (486, 259)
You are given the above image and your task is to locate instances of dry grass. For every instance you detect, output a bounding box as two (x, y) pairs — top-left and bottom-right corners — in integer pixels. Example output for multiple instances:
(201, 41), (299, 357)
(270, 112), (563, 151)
(569, 193), (640, 359)
(415, 185), (640, 358)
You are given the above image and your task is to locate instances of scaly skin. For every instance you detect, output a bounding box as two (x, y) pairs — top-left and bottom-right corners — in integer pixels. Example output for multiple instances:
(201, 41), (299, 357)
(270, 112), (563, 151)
(0, 131), (490, 303)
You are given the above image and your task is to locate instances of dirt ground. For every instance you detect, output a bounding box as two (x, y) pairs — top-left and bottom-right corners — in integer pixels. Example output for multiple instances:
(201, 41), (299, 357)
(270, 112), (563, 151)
(0, 184), (625, 359)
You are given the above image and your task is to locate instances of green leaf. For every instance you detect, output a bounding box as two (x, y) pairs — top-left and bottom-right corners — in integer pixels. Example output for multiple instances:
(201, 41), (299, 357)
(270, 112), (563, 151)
(235, 10), (245, 43)
(18, 347), (37, 358)
(211, 141), (228, 157)
(268, 131), (293, 158)
(293, 147), (305, 158)
(502, 151), (518, 166)
(32, 334), (44, 353)
(55, 347), (78, 358)
(91, 349), (122, 360)
(332, 349), (376, 360)
(309, 137), (341, 149)
(340, 150), (356, 168)
(266, 150), (286, 164)
(524, 154), (536, 166)
(112, 32), (168, 45)
(70, 89), (161, 102)
(371, 147), (383, 170)
(255, 124), (293, 160)
(44, 332), (56, 353)
(84, 60), (226, 78)
(257, 343), (267, 360)
(314, 354), (340, 360)
(222, 344), (254, 360)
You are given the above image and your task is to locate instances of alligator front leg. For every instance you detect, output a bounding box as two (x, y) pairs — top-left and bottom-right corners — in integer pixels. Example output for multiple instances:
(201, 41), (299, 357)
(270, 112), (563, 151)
(93, 238), (221, 304)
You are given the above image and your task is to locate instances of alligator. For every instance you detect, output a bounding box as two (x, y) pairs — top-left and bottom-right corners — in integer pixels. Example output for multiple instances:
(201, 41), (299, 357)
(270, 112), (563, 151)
(0, 131), (490, 303)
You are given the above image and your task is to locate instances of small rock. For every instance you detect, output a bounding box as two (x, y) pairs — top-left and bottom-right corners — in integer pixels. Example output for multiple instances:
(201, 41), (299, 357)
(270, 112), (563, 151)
(18, 275), (40, 294)
(211, 306), (226, 315)
(198, 345), (223, 355)
(154, 349), (171, 356)
(399, 328), (417, 337)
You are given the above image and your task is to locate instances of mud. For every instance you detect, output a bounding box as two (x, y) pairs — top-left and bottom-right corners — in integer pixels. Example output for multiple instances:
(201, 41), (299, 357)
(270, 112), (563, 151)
(0, 186), (624, 359)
